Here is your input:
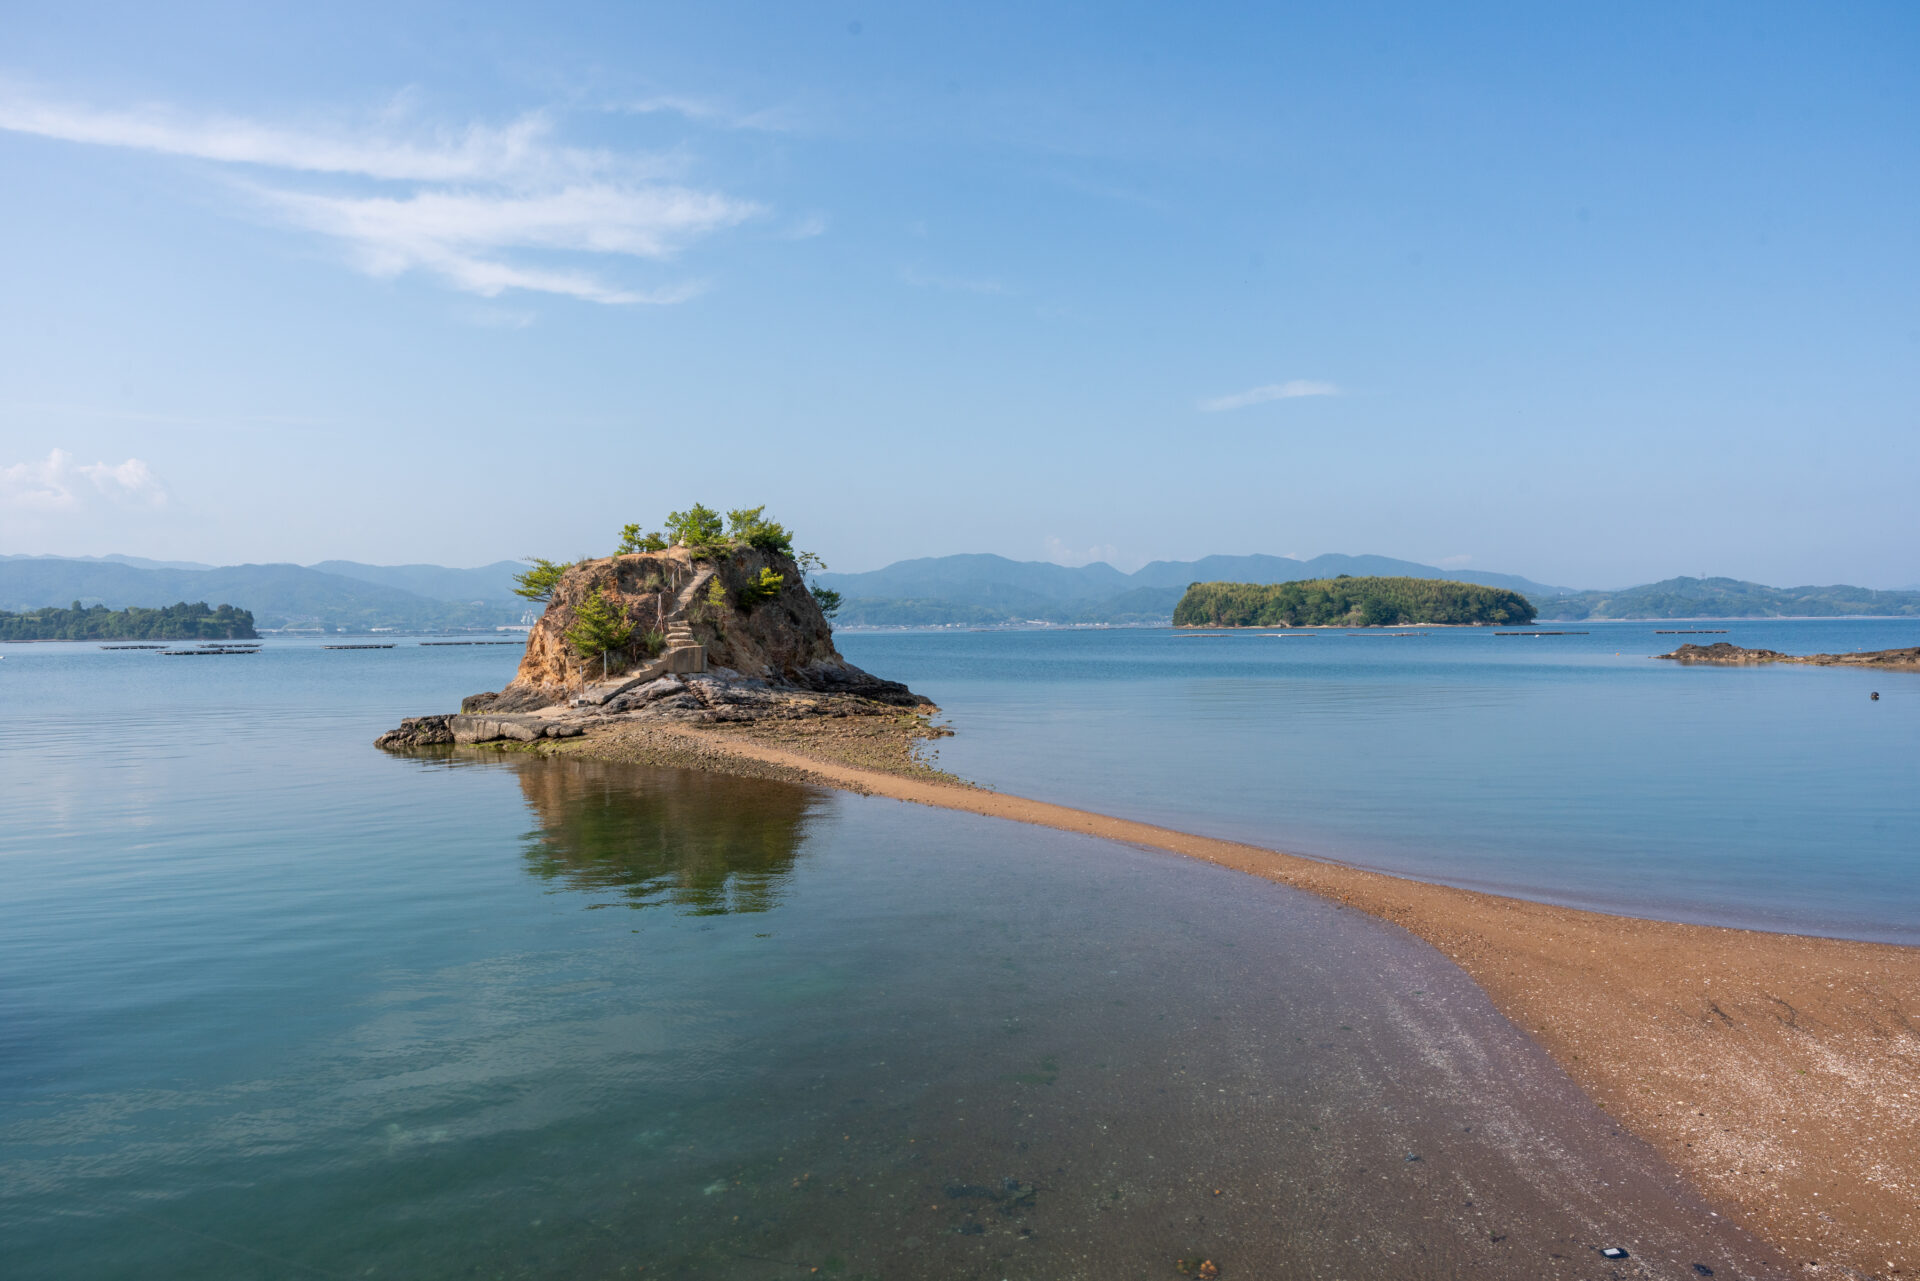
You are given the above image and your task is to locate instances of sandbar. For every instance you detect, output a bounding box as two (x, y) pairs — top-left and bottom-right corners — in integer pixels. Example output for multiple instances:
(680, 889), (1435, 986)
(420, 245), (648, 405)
(537, 714), (1919, 1279)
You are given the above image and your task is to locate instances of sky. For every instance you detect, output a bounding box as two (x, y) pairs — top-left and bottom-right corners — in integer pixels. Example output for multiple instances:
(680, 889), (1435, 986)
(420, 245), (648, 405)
(1, 2), (1915, 589)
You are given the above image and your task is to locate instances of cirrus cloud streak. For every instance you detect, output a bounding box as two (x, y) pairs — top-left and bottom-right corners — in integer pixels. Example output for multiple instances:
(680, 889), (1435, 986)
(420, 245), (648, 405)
(0, 86), (757, 303)
(1199, 380), (1340, 412)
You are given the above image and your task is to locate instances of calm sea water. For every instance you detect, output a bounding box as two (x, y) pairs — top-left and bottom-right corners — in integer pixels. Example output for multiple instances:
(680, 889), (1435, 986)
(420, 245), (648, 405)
(0, 626), (1882, 1276)
(842, 619), (1920, 942)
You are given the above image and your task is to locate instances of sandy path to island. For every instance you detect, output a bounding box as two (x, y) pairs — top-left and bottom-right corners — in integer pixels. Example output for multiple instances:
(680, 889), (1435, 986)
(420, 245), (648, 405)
(569, 719), (1920, 1279)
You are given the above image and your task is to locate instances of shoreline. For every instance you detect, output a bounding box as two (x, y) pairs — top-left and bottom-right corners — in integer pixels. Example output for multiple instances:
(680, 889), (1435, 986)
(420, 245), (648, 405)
(528, 716), (1919, 1278)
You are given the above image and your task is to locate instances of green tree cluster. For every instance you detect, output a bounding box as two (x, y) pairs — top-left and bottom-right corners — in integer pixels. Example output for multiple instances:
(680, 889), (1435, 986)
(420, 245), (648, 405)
(526, 504), (844, 624)
(1172, 577), (1536, 628)
(665, 504), (726, 549)
(616, 525), (670, 554)
(512, 557), (580, 602)
(738, 567), (786, 605)
(564, 587), (638, 662)
(724, 506), (792, 553)
(0, 601), (257, 641)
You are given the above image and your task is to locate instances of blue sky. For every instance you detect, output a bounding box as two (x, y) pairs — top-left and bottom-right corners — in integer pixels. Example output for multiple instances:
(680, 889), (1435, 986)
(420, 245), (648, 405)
(1, 2), (1914, 588)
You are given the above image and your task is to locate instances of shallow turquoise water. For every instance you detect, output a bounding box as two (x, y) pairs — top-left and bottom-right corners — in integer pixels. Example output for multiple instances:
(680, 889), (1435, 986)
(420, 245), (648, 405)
(0, 637), (1787, 1277)
(841, 619), (1920, 942)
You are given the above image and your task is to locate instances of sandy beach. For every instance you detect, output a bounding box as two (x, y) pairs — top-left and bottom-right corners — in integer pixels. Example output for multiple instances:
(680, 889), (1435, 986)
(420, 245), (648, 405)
(545, 713), (1920, 1280)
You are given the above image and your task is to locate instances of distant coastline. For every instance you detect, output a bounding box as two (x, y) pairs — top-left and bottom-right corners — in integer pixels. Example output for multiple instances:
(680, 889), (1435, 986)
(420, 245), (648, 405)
(12, 551), (1920, 631)
(0, 601), (256, 642)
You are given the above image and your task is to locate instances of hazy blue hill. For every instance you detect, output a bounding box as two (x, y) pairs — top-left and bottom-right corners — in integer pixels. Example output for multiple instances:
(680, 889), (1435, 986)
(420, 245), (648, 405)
(0, 552), (215, 571)
(1066, 585), (1187, 623)
(832, 583), (1185, 627)
(1538, 577), (1920, 620)
(1130, 553), (1573, 597)
(830, 598), (1046, 627)
(0, 558), (208, 611)
(0, 558), (524, 631)
(819, 551), (1572, 625)
(309, 560), (528, 604)
(814, 553), (1132, 605)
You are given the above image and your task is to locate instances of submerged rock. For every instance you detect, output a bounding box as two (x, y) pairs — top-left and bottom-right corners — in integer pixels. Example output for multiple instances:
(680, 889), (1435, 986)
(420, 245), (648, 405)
(1657, 642), (1790, 664)
(1658, 641), (1920, 668)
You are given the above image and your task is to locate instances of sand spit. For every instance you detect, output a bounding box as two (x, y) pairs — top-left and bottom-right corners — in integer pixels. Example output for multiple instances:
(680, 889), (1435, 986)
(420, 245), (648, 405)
(541, 717), (1919, 1280)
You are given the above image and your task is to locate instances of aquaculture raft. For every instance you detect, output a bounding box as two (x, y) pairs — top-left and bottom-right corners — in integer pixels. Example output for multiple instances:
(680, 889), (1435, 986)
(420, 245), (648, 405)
(323, 644), (395, 650)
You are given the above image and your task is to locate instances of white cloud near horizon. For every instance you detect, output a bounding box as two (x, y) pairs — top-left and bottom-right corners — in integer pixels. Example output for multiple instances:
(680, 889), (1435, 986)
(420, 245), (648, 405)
(0, 87), (759, 303)
(1043, 535), (1123, 569)
(1, 449), (167, 511)
(1199, 380), (1339, 411)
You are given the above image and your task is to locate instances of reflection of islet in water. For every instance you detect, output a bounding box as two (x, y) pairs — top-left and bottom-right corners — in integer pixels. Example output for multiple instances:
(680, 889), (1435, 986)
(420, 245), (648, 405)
(511, 754), (823, 916)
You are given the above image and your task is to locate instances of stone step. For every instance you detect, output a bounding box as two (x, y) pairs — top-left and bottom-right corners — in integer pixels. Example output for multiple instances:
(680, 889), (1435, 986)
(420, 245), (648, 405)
(663, 643), (705, 674)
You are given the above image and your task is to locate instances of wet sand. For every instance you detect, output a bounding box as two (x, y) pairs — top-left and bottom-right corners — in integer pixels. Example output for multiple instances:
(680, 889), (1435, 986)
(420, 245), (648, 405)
(550, 717), (1920, 1279)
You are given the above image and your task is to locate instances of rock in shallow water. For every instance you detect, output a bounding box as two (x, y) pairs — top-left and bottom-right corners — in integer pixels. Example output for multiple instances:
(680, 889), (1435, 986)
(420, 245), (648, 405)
(374, 715), (455, 749)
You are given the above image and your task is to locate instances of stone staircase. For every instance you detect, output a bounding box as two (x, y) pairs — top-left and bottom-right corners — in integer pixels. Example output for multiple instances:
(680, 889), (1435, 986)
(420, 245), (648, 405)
(573, 565), (712, 707)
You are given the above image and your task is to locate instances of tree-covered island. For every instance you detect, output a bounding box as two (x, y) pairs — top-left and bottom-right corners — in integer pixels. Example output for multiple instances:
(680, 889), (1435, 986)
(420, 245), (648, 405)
(378, 502), (935, 754)
(1174, 576), (1536, 628)
(0, 600), (258, 641)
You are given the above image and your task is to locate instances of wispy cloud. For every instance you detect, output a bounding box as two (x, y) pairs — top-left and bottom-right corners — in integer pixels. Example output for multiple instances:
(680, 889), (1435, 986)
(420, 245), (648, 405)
(0, 87), (759, 303)
(0, 94), (625, 183)
(257, 184), (747, 303)
(899, 266), (1006, 295)
(783, 212), (829, 240)
(1044, 536), (1122, 568)
(1, 449), (166, 511)
(1199, 380), (1340, 412)
(623, 94), (803, 134)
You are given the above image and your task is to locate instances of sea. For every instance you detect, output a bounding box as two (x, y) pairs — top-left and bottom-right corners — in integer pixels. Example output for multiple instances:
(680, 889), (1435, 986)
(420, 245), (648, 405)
(6, 619), (1909, 1278)
(847, 619), (1920, 943)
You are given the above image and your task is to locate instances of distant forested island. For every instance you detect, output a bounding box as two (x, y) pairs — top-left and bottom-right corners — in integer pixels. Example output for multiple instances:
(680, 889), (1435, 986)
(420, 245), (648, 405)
(1536, 577), (1920, 620)
(0, 557), (528, 632)
(1175, 576), (1537, 628)
(0, 601), (257, 641)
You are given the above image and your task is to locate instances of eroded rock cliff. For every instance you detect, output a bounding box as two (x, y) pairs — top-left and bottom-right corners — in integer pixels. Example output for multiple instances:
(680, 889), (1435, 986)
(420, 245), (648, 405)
(451, 547), (924, 716)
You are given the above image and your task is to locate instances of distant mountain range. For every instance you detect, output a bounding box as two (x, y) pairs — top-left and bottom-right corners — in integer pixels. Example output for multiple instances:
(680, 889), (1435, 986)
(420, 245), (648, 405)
(6, 552), (1917, 630)
(812, 553), (1575, 626)
(1535, 577), (1920, 621)
(0, 555), (531, 631)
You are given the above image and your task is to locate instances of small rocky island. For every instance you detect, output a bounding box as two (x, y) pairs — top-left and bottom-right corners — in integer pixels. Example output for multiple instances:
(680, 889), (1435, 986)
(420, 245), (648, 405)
(377, 507), (937, 757)
(1656, 641), (1920, 668)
